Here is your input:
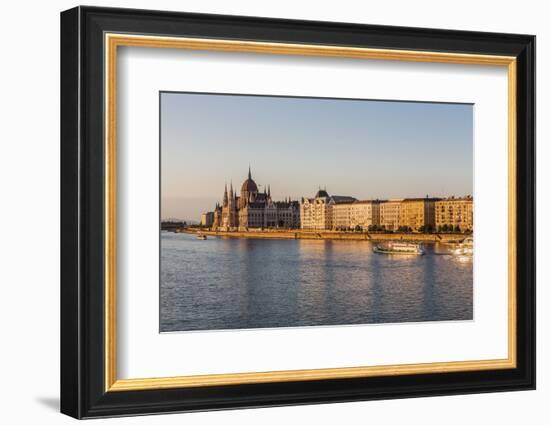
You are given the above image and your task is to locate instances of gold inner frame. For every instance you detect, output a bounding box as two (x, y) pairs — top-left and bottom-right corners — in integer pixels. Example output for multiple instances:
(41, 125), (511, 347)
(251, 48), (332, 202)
(104, 33), (517, 392)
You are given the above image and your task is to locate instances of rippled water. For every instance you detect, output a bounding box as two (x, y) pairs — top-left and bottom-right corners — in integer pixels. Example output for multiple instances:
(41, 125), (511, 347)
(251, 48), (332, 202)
(160, 232), (473, 332)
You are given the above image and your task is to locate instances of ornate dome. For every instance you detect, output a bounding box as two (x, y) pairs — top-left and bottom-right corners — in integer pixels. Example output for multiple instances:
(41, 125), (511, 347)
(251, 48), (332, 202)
(241, 178), (258, 193)
(241, 166), (258, 193)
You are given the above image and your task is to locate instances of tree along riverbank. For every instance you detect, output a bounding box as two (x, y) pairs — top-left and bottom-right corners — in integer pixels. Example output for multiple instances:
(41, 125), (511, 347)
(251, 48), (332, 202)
(179, 228), (470, 243)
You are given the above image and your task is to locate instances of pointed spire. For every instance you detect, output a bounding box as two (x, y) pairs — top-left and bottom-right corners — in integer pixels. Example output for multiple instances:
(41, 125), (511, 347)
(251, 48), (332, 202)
(223, 183), (228, 207)
(248, 165), (252, 180)
(268, 184), (271, 197)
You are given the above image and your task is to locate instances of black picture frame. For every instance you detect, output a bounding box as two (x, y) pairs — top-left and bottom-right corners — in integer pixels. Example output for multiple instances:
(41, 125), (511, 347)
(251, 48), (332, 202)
(61, 5), (535, 419)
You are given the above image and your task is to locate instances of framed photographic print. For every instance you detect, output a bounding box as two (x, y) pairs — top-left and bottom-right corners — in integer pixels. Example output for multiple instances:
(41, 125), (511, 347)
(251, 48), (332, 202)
(60, 6), (535, 419)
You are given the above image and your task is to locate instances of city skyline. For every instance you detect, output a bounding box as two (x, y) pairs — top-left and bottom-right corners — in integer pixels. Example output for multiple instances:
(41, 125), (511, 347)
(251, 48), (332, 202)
(161, 92), (473, 221)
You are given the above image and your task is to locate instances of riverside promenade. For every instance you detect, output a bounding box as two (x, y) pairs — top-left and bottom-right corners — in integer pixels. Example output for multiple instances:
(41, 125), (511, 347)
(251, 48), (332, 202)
(180, 228), (468, 243)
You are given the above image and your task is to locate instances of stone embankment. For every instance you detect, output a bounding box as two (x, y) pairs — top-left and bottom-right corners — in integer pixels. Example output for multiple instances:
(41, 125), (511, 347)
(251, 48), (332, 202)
(181, 228), (468, 243)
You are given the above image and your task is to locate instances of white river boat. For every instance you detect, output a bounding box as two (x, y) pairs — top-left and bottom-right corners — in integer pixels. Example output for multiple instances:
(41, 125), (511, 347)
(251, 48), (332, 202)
(373, 242), (425, 255)
(452, 237), (473, 256)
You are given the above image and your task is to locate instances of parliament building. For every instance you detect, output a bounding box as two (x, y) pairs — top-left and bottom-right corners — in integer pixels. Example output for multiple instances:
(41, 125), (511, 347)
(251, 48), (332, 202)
(210, 168), (300, 230)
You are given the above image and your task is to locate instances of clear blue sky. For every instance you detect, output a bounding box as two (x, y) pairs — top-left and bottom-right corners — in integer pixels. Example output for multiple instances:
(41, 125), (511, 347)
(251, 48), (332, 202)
(161, 92), (473, 221)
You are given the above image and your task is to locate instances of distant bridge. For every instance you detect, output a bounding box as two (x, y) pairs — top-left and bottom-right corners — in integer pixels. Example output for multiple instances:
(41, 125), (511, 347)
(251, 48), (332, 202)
(161, 221), (186, 231)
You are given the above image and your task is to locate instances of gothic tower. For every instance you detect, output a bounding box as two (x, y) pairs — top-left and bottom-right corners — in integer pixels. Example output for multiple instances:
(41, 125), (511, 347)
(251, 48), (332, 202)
(228, 182), (237, 227)
(223, 183), (228, 207)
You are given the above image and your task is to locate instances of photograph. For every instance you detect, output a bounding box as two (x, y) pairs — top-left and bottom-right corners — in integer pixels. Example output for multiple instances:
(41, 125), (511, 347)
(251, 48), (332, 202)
(57, 4), (536, 419)
(160, 92), (475, 332)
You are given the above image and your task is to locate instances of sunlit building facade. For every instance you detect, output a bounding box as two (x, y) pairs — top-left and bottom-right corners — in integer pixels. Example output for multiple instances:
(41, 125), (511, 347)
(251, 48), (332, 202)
(331, 200), (381, 230)
(200, 212), (214, 227)
(300, 189), (333, 230)
(435, 196), (474, 232)
(379, 199), (403, 231)
(399, 198), (439, 231)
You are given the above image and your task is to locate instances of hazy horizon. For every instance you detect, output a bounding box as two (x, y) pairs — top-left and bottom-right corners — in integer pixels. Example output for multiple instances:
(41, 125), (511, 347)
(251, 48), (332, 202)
(161, 92), (473, 221)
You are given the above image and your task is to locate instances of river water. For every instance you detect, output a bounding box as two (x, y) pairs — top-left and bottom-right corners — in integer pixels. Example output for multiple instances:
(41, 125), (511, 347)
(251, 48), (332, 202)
(160, 232), (473, 332)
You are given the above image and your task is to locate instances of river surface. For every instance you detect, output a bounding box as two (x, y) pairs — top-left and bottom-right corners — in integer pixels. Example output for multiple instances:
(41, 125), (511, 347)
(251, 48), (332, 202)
(160, 232), (473, 332)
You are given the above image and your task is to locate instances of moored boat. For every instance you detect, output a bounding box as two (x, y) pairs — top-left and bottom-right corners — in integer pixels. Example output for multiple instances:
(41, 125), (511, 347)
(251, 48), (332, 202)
(373, 242), (424, 255)
(196, 234), (207, 240)
(451, 237), (473, 256)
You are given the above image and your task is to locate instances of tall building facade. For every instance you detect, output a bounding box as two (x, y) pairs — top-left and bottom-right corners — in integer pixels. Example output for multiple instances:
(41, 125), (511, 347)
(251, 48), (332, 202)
(331, 200), (381, 230)
(300, 189), (332, 230)
(301, 193), (444, 232)
(300, 189), (356, 230)
(379, 199), (403, 231)
(435, 196), (474, 231)
(208, 168), (300, 230)
(399, 198), (439, 231)
(331, 200), (355, 230)
(200, 212), (213, 227)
